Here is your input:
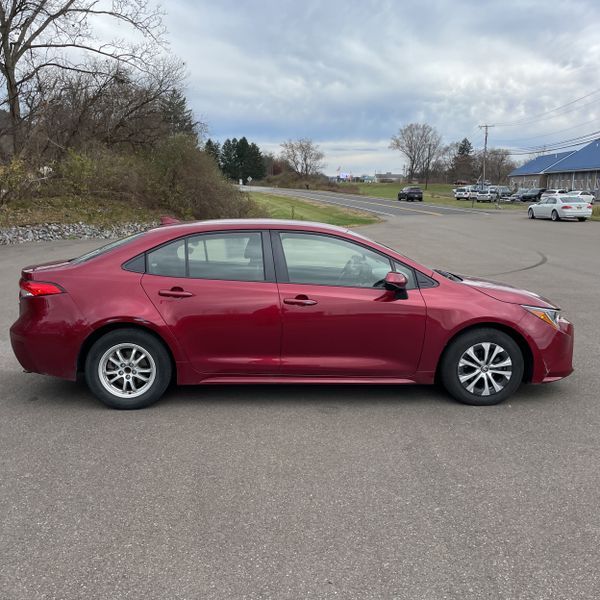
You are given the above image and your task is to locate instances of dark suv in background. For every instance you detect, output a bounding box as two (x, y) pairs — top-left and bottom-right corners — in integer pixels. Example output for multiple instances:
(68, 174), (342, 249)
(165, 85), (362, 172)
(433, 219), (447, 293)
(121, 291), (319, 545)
(520, 188), (546, 202)
(398, 186), (423, 202)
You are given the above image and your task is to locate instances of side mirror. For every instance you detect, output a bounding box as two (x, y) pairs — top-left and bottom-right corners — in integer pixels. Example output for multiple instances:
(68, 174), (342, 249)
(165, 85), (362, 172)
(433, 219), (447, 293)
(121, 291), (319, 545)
(384, 271), (408, 299)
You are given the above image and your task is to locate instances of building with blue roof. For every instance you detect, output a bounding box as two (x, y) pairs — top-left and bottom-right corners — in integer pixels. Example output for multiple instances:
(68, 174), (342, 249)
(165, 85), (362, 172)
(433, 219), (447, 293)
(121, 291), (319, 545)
(508, 139), (600, 191)
(508, 151), (573, 189)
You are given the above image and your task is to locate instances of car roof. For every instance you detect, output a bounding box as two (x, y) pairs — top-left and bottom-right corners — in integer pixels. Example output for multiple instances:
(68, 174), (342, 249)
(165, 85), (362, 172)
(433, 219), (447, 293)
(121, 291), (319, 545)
(151, 218), (352, 235)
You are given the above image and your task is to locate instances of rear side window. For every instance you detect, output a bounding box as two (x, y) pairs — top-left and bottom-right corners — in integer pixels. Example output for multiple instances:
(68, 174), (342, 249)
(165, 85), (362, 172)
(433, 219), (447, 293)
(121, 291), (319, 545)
(147, 239), (186, 277)
(187, 232), (264, 281)
(145, 232), (265, 281)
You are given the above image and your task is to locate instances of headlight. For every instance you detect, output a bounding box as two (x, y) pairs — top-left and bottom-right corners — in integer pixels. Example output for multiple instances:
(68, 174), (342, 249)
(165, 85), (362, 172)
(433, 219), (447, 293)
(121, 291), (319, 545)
(522, 305), (561, 329)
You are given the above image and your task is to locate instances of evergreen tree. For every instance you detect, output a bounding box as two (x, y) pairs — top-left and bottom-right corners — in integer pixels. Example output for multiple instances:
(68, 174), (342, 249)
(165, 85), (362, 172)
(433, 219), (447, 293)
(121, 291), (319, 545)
(218, 137), (266, 181)
(247, 142), (266, 180)
(204, 139), (221, 165)
(457, 138), (473, 156)
(220, 138), (239, 180)
(160, 89), (197, 138)
(235, 137), (251, 180)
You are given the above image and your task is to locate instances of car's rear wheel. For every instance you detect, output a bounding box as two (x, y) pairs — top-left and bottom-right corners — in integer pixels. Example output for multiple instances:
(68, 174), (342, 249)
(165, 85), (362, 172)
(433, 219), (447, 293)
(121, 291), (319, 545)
(85, 328), (171, 409)
(551, 210), (560, 221)
(528, 208), (535, 219)
(440, 328), (524, 406)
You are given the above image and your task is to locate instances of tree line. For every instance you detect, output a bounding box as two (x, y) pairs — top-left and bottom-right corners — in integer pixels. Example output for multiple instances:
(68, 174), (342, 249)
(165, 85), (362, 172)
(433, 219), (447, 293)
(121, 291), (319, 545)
(390, 123), (517, 186)
(203, 136), (326, 185)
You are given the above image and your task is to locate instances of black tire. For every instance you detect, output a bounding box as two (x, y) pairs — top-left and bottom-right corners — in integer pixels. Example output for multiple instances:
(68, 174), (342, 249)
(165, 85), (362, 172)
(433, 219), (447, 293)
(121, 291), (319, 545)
(551, 210), (560, 221)
(440, 328), (524, 406)
(85, 328), (172, 409)
(577, 217), (587, 222)
(528, 208), (535, 219)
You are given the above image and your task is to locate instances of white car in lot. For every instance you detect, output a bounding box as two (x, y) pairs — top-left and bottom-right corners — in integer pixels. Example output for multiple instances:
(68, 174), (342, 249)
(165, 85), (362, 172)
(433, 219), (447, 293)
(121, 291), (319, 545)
(528, 196), (593, 222)
(568, 190), (595, 204)
(476, 189), (495, 202)
(453, 187), (471, 199)
(540, 189), (568, 198)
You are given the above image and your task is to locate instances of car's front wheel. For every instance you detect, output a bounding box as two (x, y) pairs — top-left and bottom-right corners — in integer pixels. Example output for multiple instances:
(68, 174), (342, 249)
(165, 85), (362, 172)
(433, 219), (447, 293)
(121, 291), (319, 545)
(85, 328), (172, 409)
(440, 328), (524, 406)
(528, 208), (535, 219)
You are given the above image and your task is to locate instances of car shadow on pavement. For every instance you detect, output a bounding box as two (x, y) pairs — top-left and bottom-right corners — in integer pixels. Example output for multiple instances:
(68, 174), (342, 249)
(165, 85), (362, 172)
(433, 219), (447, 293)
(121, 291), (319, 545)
(3, 370), (568, 411)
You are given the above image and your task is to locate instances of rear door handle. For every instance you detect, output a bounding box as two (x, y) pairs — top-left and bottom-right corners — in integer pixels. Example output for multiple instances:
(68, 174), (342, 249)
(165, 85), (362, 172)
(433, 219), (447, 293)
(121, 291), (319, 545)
(159, 287), (194, 298)
(283, 295), (317, 306)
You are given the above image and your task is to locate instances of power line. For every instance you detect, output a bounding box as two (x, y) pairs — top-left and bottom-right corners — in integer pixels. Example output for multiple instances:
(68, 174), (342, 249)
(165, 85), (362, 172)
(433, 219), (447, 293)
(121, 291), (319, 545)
(507, 130), (600, 155)
(495, 87), (600, 127)
(493, 116), (600, 146)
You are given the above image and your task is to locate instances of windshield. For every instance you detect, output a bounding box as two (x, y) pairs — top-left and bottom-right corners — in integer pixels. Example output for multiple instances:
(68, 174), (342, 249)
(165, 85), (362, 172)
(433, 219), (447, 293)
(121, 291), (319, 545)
(71, 232), (145, 264)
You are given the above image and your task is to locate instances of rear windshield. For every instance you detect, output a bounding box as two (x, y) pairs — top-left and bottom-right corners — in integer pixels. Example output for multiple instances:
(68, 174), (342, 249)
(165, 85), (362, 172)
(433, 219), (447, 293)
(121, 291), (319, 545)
(71, 232), (145, 264)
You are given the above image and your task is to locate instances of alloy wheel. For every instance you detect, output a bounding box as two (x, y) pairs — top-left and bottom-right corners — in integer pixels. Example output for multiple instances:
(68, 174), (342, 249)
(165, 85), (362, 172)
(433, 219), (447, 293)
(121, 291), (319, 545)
(98, 343), (157, 399)
(457, 342), (513, 396)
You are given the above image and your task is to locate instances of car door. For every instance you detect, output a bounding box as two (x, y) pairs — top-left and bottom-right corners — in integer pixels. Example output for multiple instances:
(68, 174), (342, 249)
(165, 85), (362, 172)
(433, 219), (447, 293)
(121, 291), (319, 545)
(544, 197), (557, 218)
(272, 231), (427, 378)
(534, 198), (547, 217)
(141, 231), (282, 376)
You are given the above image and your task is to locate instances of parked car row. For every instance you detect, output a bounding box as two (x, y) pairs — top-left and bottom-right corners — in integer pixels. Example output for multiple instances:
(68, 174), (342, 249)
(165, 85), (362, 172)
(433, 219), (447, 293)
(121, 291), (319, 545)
(453, 185), (511, 202)
(512, 188), (595, 204)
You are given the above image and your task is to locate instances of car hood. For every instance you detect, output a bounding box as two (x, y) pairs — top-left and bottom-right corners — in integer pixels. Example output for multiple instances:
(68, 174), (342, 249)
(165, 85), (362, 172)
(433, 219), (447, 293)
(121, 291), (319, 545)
(459, 276), (557, 308)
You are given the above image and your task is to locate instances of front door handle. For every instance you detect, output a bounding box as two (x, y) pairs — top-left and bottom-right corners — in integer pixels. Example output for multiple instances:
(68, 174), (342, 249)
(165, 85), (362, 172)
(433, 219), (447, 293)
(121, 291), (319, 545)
(159, 287), (194, 298)
(283, 295), (317, 306)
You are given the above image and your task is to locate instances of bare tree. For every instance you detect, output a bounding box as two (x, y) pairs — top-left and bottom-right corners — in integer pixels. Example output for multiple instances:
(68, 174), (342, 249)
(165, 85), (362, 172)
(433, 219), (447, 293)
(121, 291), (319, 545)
(0, 0), (166, 153)
(29, 57), (188, 160)
(390, 123), (441, 183)
(280, 138), (325, 177)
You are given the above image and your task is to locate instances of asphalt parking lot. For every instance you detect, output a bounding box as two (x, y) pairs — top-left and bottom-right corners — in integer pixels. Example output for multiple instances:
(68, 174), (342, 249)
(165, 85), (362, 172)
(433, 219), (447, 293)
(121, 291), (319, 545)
(1, 210), (599, 599)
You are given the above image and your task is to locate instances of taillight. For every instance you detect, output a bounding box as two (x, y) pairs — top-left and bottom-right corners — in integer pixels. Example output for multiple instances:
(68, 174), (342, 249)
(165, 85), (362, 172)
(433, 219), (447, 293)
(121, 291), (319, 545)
(19, 279), (64, 298)
(588, 204), (593, 208)
(561, 205), (572, 209)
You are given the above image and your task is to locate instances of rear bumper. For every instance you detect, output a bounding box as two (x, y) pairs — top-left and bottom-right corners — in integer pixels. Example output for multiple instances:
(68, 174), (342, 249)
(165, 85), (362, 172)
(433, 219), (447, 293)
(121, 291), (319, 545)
(560, 209), (592, 218)
(10, 295), (89, 381)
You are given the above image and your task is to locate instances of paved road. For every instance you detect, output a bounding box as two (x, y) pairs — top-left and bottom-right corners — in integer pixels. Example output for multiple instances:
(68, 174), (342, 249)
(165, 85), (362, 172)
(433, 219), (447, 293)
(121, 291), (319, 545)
(251, 185), (497, 217)
(1, 212), (599, 599)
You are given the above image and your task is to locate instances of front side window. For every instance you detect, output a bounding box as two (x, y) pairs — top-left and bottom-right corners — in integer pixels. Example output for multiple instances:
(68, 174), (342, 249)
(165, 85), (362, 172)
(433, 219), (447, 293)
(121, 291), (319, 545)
(280, 232), (392, 288)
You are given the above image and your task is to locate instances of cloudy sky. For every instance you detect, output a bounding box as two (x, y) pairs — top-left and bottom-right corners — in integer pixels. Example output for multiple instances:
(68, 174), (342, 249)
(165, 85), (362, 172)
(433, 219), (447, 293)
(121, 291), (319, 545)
(163, 0), (600, 174)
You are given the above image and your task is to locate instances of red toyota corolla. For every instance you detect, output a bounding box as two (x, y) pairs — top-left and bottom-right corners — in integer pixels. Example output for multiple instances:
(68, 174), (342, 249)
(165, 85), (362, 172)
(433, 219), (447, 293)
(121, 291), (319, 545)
(10, 219), (574, 409)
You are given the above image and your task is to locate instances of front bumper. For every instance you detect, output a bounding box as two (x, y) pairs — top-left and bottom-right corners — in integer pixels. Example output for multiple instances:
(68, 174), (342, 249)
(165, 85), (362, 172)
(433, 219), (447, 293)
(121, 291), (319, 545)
(529, 317), (574, 383)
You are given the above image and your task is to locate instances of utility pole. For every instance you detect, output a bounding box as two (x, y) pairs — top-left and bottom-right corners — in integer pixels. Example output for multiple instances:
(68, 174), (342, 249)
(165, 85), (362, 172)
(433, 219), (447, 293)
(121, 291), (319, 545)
(479, 123), (496, 206)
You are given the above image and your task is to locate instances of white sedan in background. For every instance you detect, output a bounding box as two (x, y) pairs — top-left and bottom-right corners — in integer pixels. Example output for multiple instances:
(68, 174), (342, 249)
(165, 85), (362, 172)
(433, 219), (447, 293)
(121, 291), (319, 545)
(568, 190), (595, 204)
(528, 196), (593, 222)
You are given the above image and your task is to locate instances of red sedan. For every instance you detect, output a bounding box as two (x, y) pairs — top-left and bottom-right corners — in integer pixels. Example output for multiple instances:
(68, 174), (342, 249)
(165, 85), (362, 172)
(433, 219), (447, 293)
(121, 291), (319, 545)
(10, 219), (574, 409)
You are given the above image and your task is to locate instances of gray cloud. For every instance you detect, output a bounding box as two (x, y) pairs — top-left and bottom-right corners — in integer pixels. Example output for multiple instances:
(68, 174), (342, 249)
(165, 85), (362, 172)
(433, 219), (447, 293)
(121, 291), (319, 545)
(165, 0), (600, 172)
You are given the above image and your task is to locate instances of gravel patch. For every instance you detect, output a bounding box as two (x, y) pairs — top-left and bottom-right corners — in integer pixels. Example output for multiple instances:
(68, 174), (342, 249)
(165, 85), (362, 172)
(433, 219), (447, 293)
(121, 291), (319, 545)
(0, 221), (157, 245)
